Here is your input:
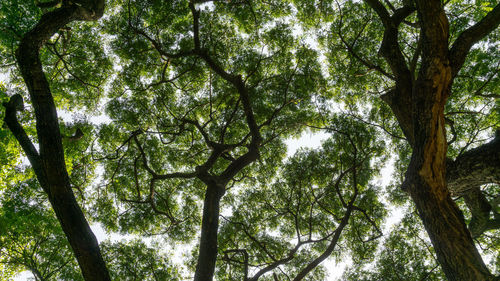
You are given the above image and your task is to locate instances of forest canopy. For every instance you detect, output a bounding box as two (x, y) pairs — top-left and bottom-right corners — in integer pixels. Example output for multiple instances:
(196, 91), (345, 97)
(0, 0), (499, 280)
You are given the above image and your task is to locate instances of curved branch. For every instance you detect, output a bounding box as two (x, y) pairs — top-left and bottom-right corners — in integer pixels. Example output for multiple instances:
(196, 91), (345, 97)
(363, 0), (416, 143)
(292, 147), (360, 281)
(12, 1), (110, 280)
(292, 204), (354, 281)
(335, 7), (393, 79)
(132, 133), (197, 180)
(450, 3), (500, 77)
(364, 0), (392, 27)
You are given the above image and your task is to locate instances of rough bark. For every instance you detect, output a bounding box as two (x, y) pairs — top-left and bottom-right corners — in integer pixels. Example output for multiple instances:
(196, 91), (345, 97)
(446, 132), (500, 196)
(463, 187), (500, 238)
(444, 132), (500, 238)
(408, 177), (494, 280)
(364, 0), (500, 280)
(404, 1), (495, 279)
(3, 2), (111, 281)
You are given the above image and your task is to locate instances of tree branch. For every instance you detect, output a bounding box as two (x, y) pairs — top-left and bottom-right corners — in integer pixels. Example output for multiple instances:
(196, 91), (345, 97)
(449, 3), (500, 77)
(463, 187), (497, 238)
(132, 132), (197, 180)
(446, 131), (500, 196)
(292, 160), (359, 281)
(2, 95), (47, 190)
(363, 0), (416, 143)
(364, 0), (392, 27)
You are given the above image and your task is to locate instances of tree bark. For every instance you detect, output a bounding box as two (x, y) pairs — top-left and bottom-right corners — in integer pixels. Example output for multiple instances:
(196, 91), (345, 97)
(193, 182), (225, 281)
(408, 179), (494, 280)
(364, 0), (500, 279)
(401, 1), (495, 279)
(3, 2), (111, 281)
(444, 133), (500, 237)
(446, 132), (500, 196)
(463, 187), (500, 238)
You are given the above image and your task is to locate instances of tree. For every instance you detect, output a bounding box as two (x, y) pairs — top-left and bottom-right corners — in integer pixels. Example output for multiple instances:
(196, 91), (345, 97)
(303, 0), (500, 279)
(1, 0), (111, 280)
(215, 115), (386, 280)
(92, 0), (357, 280)
(1, 0), (499, 280)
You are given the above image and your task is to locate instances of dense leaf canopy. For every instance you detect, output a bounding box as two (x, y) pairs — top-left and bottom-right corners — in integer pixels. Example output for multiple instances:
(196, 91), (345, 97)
(0, 0), (499, 280)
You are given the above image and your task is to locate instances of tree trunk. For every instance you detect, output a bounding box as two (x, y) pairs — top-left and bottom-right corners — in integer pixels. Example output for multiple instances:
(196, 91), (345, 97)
(404, 86), (495, 279)
(403, 3), (494, 278)
(407, 175), (493, 280)
(194, 183), (225, 281)
(5, 3), (112, 281)
(364, 0), (500, 279)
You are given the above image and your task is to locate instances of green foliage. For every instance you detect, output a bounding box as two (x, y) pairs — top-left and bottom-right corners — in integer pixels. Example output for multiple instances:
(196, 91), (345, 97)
(343, 211), (446, 281)
(101, 240), (181, 281)
(0, 181), (181, 280)
(0, 0), (41, 67)
(0, 0), (499, 280)
(0, 180), (82, 281)
(92, 0), (327, 243)
(217, 116), (387, 279)
(41, 21), (113, 111)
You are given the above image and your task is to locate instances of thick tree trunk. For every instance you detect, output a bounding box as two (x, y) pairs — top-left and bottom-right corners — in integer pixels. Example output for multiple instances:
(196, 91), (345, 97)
(403, 3), (494, 278)
(4, 3), (111, 281)
(403, 88), (493, 280)
(404, 84), (494, 279)
(407, 176), (493, 280)
(365, 0), (500, 279)
(194, 183), (225, 281)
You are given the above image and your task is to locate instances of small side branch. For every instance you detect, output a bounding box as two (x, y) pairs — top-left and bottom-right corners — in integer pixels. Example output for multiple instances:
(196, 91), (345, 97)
(2, 95), (47, 189)
(450, 3), (500, 77)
